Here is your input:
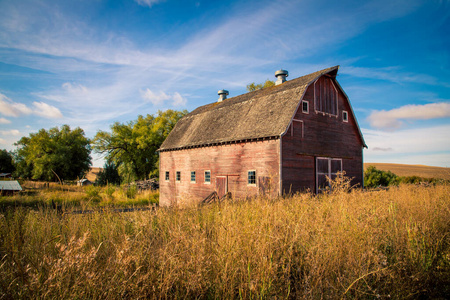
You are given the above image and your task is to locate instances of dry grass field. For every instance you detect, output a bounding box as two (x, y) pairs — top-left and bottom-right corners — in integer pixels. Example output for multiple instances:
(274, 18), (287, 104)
(364, 162), (450, 180)
(1, 183), (449, 299)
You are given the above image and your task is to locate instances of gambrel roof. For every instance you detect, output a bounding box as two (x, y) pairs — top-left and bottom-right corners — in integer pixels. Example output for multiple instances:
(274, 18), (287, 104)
(160, 66), (366, 151)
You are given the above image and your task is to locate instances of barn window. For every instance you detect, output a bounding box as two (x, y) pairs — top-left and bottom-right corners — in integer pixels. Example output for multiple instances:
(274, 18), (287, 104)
(248, 171), (256, 185)
(204, 171), (211, 184)
(314, 76), (338, 116)
(191, 171), (196, 183)
(290, 119), (304, 138)
(316, 157), (342, 192)
(343, 111), (348, 122)
(165, 171), (169, 181)
(176, 171), (181, 182)
(302, 100), (309, 114)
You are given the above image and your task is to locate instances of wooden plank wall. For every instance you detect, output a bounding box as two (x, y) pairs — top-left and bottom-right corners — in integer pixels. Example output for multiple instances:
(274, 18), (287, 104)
(282, 77), (364, 193)
(159, 139), (280, 206)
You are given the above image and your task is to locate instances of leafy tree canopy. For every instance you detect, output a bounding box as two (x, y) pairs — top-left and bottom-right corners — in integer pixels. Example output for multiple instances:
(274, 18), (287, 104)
(14, 125), (92, 181)
(95, 162), (121, 186)
(246, 79), (275, 92)
(92, 109), (188, 182)
(0, 149), (15, 173)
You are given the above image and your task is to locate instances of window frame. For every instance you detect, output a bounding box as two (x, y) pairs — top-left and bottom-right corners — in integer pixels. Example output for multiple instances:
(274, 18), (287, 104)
(290, 119), (304, 139)
(204, 170), (211, 184)
(190, 171), (196, 183)
(316, 157), (343, 192)
(247, 170), (256, 186)
(165, 171), (169, 181)
(176, 171), (181, 182)
(343, 110), (348, 122)
(301, 100), (309, 114)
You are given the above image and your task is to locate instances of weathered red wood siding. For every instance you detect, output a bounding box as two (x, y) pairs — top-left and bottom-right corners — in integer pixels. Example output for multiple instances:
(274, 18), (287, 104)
(281, 76), (364, 193)
(159, 139), (280, 206)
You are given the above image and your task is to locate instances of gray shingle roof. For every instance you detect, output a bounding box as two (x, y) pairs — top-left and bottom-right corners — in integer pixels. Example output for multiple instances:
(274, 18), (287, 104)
(160, 66), (364, 151)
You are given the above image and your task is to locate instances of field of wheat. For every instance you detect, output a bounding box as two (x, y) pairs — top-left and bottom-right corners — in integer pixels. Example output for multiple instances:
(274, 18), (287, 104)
(364, 163), (450, 180)
(1, 183), (449, 299)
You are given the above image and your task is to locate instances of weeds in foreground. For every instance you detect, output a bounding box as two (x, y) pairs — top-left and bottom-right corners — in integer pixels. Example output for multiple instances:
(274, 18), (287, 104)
(0, 184), (449, 299)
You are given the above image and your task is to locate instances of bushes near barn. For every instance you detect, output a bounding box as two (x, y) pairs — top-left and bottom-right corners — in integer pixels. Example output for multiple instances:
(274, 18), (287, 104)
(364, 165), (446, 188)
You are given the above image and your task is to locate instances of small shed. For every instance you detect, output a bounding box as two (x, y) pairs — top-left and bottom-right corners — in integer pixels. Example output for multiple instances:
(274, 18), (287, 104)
(77, 179), (93, 186)
(0, 180), (23, 196)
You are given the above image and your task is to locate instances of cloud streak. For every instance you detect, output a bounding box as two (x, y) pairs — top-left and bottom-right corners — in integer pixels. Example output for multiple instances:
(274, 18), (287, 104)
(368, 102), (450, 130)
(135, 0), (166, 8)
(0, 118), (11, 124)
(363, 125), (450, 166)
(0, 93), (62, 119)
(141, 89), (187, 106)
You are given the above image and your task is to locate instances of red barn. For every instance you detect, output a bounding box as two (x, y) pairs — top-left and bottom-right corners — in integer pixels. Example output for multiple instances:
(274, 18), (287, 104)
(159, 66), (366, 206)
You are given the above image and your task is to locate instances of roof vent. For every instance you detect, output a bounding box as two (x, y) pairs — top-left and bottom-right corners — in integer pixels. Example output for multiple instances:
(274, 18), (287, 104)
(218, 89), (229, 102)
(275, 69), (289, 85)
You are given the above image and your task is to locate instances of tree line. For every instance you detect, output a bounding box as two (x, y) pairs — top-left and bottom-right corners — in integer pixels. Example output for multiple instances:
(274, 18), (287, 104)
(0, 109), (187, 184)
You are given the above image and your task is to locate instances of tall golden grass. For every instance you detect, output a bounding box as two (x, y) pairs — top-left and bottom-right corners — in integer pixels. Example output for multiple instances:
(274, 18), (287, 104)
(1, 184), (449, 299)
(1, 183), (158, 209)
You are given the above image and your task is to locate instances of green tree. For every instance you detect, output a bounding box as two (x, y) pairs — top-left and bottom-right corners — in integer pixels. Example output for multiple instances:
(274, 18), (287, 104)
(246, 79), (275, 92)
(92, 109), (187, 181)
(14, 125), (91, 181)
(95, 162), (121, 186)
(0, 149), (15, 173)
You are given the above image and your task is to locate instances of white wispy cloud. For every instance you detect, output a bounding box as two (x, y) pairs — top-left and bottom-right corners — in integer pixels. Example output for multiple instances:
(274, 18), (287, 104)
(363, 125), (450, 166)
(32, 102), (63, 119)
(0, 93), (32, 117)
(368, 102), (450, 130)
(62, 82), (89, 95)
(341, 66), (438, 85)
(0, 129), (20, 136)
(135, 0), (166, 8)
(141, 89), (187, 106)
(0, 92), (62, 119)
(0, 117), (11, 124)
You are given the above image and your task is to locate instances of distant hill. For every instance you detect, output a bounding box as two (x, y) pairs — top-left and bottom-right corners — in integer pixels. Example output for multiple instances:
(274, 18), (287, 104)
(86, 167), (103, 182)
(364, 163), (450, 180)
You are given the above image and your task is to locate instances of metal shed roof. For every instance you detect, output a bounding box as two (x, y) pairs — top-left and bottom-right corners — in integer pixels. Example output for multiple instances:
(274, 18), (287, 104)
(0, 181), (23, 191)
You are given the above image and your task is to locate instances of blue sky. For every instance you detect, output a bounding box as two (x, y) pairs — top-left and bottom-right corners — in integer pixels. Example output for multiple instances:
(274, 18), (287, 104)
(0, 0), (449, 167)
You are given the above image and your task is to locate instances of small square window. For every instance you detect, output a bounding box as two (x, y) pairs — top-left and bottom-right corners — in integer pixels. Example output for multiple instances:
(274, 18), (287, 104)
(204, 171), (211, 184)
(248, 170), (256, 185)
(343, 111), (348, 122)
(176, 171), (181, 182)
(165, 171), (169, 181)
(191, 171), (196, 183)
(302, 100), (309, 114)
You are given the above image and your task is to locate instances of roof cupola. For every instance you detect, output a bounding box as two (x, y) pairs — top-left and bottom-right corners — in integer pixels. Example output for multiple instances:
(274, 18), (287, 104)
(218, 89), (229, 102)
(275, 69), (289, 85)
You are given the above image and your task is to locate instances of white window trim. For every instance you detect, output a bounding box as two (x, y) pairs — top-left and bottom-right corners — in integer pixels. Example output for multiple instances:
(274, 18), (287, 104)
(204, 170), (211, 184)
(343, 110), (348, 122)
(316, 157), (343, 192)
(301, 100), (309, 114)
(190, 171), (196, 183)
(165, 171), (169, 182)
(247, 170), (257, 186)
